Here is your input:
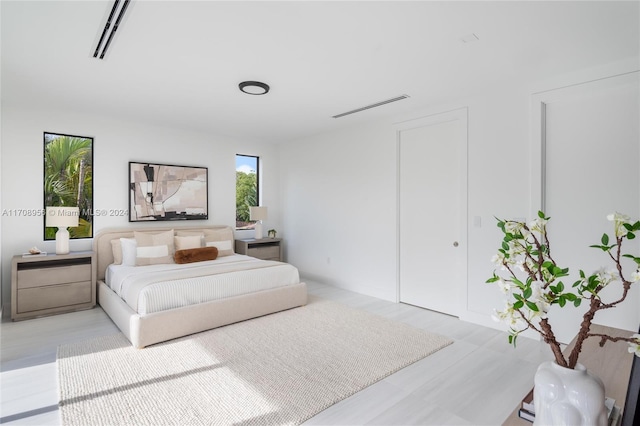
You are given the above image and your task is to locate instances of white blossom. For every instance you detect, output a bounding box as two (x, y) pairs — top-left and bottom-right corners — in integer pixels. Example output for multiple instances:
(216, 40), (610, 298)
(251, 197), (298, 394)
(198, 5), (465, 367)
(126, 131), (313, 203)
(607, 212), (631, 237)
(529, 281), (550, 318)
(507, 240), (526, 258)
(528, 217), (547, 233)
(497, 278), (511, 294)
(504, 221), (525, 235)
(594, 267), (619, 287)
(632, 270), (640, 283)
(628, 334), (640, 357)
(492, 302), (525, 329)
(491, 253), (505, 266)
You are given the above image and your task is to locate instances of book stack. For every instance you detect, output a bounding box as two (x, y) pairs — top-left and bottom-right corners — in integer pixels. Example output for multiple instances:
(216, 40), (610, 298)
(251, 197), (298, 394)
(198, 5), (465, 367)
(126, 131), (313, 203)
(518, 391), (621, 425)
(517, 390), (535, 422)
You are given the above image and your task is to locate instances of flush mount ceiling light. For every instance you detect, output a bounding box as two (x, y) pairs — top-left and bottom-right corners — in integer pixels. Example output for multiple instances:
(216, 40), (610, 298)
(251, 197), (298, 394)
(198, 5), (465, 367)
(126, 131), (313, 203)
(239, 81), (270, 95)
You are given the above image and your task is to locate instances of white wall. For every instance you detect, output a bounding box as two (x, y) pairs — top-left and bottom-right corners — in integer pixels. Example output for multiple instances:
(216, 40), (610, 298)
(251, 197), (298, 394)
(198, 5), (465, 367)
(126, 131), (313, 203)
(0, 106), (281, 305)
(279, 87), (529, 326)
(279, 59), (640, 334)
(280, 123), (398, 301)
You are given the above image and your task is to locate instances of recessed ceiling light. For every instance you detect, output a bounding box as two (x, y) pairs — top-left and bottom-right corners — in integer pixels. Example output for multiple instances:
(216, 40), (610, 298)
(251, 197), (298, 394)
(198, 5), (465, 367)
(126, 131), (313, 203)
(239, 81), (270, 95)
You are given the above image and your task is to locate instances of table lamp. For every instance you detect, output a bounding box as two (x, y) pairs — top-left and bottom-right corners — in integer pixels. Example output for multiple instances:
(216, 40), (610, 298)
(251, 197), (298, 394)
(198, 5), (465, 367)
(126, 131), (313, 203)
(46, 206), (79, 254)
(250, 206), (268, 240)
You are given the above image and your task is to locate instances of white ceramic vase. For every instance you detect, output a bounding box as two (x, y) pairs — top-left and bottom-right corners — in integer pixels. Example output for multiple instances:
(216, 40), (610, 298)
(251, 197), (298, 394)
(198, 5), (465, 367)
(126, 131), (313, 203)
(533, 361), (606, 426)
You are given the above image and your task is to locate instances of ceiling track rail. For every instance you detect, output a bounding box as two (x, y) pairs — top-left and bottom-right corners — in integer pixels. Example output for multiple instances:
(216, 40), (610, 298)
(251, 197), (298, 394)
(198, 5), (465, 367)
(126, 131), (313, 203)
(332, 94), (410, 118)
(93, 0), (130, 60)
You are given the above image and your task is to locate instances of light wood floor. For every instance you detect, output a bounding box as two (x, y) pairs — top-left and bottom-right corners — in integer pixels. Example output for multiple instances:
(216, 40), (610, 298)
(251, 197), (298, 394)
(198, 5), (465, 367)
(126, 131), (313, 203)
(0, 279), (553, 425)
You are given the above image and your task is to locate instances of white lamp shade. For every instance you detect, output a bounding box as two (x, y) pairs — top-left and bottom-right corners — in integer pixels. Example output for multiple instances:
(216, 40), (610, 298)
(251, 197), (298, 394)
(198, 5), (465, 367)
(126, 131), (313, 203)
(46, 206), (79, 228)
(249, 206), (268, 221)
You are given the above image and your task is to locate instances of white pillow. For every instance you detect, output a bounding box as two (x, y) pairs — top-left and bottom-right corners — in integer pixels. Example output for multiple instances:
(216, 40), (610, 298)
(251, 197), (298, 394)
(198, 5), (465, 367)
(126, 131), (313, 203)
(134, 230), (175, 266)
(120, 238), (137, 266)
(174, 235), (202, 250)
(111, 239), (123, 265)
(205, 240), (234, 256)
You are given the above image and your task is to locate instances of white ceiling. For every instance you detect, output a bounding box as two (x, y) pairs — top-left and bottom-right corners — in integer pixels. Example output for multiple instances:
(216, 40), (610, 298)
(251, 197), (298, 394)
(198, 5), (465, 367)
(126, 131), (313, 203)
(2, 1), (639, 143)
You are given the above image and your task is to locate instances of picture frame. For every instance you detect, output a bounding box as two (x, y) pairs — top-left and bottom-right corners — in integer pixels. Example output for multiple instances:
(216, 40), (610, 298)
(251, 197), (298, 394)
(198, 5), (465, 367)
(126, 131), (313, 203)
(129, 161), (208, 222)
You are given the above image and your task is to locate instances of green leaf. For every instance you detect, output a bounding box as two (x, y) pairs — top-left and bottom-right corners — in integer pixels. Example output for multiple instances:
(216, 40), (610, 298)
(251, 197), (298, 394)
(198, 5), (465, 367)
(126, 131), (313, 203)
(538, 211), (545, 219)
(564, 293), (577, 301)
(574, 299), (582, 307)
(502, 241), (509, 251)
(511, 277), (525, 288)
(522, 287), (532, 299)
(558, 296), (566, 307)
(557, 281), (564, 292)
(513, 300), (524, 310)
(525, 301), (539, 312)
(627, 232), (636, 240)
(601, 233), (609, 245)
(486, 276), (500, 283)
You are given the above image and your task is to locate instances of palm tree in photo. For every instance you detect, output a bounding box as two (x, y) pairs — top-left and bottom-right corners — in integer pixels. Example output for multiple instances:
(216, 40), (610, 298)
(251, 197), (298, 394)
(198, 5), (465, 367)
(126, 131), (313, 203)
(44, 135), (93, 238)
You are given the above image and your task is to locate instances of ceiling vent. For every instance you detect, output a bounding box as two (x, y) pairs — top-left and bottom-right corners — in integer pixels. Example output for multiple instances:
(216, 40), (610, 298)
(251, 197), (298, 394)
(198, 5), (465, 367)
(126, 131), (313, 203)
(93, 0), (130, 59)
(332, 95), (410, 119)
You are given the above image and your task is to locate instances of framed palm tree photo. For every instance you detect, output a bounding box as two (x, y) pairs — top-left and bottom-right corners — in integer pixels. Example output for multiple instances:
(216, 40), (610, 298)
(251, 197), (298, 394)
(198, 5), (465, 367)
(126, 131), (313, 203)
(43, 132), (93, 240)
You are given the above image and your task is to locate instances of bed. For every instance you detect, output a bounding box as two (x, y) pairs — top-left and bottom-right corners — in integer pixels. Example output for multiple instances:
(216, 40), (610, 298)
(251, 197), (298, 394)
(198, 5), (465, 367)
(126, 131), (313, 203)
(93, 225), (307, 348)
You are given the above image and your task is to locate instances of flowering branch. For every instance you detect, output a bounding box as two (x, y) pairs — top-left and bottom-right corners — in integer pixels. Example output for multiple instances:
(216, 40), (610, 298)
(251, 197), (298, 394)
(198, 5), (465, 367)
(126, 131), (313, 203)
(487, 211), (640, 369)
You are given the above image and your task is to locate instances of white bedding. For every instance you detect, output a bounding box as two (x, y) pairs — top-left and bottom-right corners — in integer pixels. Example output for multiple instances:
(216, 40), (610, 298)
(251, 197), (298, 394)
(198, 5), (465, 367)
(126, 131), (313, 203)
(105, 254), (300, 315)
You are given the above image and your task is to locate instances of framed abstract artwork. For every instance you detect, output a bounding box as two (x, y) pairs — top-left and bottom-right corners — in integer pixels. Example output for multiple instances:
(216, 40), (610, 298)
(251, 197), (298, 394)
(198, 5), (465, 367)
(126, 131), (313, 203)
(129, 161), (208, 222)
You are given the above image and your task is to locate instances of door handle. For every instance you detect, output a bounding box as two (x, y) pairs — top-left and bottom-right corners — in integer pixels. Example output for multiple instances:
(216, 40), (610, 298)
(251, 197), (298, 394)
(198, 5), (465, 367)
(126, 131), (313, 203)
(453, 241), (459, 247)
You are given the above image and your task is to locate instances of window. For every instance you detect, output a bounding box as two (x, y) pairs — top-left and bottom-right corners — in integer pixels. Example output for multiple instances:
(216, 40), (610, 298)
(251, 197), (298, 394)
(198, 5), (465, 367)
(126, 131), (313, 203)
(44, 132), (93, 240)
(235, 154), (259, 229)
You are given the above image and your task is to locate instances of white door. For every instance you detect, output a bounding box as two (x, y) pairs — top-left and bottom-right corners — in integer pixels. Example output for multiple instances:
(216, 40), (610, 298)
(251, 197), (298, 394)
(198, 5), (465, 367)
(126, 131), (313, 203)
(532, 73), (640, 343)
(398, 109), (467, 316)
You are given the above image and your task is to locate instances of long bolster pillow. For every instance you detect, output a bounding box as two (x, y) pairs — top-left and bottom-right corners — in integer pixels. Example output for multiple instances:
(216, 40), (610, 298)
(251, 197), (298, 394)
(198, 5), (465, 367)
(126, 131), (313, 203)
(174, 246), (219, 264)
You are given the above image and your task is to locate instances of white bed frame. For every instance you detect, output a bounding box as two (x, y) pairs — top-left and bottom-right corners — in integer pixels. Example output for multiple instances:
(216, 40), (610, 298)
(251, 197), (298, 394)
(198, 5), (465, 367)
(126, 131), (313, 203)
(93, 225), (307, 348)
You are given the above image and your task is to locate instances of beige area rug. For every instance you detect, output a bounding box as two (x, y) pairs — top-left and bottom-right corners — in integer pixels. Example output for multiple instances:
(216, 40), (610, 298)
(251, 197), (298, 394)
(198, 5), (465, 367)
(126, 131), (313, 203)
(57, 296), (452, 426)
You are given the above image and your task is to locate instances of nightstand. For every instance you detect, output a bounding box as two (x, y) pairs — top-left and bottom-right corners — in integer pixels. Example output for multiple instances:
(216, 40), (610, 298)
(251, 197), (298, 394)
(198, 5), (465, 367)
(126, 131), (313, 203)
(235, 238), (282, 261)
(11, 251), (96, 321)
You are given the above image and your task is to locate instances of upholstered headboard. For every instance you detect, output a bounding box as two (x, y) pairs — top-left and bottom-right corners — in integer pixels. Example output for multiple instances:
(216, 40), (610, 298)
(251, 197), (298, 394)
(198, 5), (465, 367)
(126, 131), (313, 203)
(92, 225), (234, 281)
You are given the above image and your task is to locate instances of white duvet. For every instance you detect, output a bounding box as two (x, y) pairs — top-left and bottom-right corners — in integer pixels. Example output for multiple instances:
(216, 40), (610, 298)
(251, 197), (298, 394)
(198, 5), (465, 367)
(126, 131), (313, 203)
(105, 254), (300, 315)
